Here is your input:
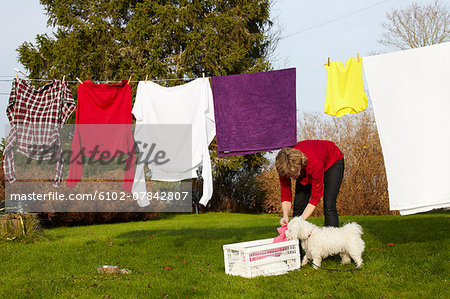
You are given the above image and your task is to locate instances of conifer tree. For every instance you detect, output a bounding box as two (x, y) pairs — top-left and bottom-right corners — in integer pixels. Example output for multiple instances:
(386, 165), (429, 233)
(18, 0), (275, 83)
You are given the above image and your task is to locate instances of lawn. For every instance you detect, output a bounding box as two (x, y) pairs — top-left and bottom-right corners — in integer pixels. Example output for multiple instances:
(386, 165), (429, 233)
(0, 212), (449, 298)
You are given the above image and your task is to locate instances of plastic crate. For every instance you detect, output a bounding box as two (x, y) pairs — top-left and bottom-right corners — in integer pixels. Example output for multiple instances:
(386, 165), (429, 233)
(223, 238), (300, 278)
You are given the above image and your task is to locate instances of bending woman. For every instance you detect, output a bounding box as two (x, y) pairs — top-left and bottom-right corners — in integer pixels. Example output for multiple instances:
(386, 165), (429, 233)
(275, 140), (344, 227)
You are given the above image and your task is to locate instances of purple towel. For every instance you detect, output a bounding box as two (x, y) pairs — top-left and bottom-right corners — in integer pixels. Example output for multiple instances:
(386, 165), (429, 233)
(211, 68), (297, 157)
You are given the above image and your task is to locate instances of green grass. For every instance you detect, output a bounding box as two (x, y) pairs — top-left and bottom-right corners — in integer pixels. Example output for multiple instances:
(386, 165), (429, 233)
(0, 212), (449, 298)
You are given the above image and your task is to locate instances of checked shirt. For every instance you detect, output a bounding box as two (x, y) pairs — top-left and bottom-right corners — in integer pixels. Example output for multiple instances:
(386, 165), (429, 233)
(2, 78), (76, 187)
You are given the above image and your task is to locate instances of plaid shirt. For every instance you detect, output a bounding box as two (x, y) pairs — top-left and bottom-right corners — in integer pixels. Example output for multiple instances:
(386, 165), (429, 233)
(2, 78), (76, 187)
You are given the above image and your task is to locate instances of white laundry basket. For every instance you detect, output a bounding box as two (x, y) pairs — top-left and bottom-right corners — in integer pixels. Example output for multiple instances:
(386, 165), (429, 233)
(223, 238), (300, 278)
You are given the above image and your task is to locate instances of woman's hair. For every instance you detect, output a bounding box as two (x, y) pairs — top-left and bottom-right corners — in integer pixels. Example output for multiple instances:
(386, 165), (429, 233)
(275, 147), (308, 178)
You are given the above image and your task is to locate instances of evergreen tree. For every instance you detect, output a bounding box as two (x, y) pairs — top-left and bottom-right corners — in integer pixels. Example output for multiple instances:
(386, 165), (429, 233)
(19, 0), (275, 82)
(18, 0), (276, 211)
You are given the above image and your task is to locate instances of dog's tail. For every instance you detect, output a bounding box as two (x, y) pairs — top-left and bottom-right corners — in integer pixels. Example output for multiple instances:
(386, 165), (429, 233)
(342, 222), (363, 236)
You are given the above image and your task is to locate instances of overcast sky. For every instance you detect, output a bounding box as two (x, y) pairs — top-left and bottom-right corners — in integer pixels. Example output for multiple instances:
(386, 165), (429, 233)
(0, 0), (447, 137)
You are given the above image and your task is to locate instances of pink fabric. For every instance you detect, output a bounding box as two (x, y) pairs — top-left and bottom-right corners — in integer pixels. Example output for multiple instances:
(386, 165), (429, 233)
(248, 226), (289, 262)
(273, 226), (288, 243)
(249, 248), (282, 262)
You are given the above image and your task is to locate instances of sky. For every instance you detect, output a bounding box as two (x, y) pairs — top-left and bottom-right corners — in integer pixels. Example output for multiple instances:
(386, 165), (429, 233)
(0, 0), (447, 138)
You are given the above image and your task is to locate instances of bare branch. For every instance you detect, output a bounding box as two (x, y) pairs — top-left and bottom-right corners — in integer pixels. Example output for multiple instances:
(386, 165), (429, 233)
(378, 0), (450, 50)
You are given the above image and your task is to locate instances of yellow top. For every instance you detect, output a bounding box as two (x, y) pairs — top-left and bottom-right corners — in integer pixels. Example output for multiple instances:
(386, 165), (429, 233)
(324, 58), (368, 117)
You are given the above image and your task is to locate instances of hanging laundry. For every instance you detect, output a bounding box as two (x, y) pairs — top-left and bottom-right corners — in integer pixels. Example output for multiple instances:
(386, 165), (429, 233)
(210, 68), (297, 157)
(132, 79), (215, 207)
(363, 42), (450, 215)
(3, 79), (76, 187)
(66, 80), (136, 192)
(324, 58), (368, 117)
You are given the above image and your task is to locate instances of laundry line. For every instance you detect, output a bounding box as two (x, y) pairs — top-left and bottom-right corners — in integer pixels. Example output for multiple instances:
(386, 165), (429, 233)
(0, 58), (369, 98)
(0, 77), (199, 84)
(0, 55), (371, 84)
(0, 76), (201, 98)
(0, 61), (332, 85)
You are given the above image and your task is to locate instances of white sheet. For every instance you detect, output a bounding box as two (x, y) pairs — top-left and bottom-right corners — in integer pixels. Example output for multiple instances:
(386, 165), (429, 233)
(363, 42), (450, 215)
(132, 79), (215, 207)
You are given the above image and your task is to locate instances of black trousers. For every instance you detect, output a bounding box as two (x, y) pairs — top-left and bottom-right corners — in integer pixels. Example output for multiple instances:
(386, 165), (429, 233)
(292, 158), (344, 227)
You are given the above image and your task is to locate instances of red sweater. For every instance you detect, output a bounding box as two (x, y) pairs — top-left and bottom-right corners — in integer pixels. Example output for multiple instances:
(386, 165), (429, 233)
(66, 80), (135, 191)
(279, 140), (343, 206)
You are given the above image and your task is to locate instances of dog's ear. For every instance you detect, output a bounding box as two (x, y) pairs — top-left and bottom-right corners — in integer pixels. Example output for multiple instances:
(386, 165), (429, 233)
(285, 217), (301, 240)
(297, 218), (315, 239)
(297, 222), (308, 239)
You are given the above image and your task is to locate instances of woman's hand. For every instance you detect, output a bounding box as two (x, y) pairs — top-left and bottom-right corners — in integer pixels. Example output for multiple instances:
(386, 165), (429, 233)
(280, 201), (292, 227)
(301, 203), (317, 220)
(280, 216), (289, 226)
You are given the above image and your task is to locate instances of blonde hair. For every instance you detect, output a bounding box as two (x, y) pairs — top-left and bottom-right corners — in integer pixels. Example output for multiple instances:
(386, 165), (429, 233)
(275, 147), (308, 178)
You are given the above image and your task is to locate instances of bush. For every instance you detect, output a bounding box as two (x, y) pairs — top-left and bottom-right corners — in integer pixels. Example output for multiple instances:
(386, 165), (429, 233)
(37, 211), (160, 228)
(259, 107), (396, 216)
(0, 213), (43, 241)
(0, 164), (159, 227)
(207, 153), (267, 213)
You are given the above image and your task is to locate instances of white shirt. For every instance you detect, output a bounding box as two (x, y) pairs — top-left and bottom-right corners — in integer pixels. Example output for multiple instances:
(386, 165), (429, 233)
(132, 79), (215, 207)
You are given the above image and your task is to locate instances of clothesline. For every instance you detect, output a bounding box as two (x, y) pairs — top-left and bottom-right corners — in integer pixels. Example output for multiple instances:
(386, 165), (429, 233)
(0, 58), (367, 98)
(0, 62), (325, 86)
(0, 54), (372, 84)
(0, 76), (200, 97)
(0, 77), (198, 83)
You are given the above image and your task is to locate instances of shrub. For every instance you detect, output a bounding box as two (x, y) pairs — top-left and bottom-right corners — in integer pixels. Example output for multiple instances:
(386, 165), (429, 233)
(207, 153), (267, 213)
(37, 211), (160, 228)
(0, 213), (43, 241)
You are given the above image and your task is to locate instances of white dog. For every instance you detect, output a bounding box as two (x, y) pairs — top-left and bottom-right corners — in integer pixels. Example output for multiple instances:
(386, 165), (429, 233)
(286, 216), (365, 269)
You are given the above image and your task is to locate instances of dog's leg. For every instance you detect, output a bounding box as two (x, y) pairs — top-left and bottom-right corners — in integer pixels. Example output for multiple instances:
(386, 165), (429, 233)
(354, 257), (363, 268)
(311, 257), (322, 269)
(301, 253), (309, 267)
(349, 251), (363, 268)
(340, 252), (351, 265)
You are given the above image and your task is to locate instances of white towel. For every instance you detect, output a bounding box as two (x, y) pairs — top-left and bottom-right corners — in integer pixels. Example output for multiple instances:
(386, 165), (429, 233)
(363, 42), (450, 215)
(132, 79), (215, 207)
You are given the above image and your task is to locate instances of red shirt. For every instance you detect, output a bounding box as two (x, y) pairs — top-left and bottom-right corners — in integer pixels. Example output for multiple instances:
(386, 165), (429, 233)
(66, 80), (135, 191)
(279, 140), (343, 206)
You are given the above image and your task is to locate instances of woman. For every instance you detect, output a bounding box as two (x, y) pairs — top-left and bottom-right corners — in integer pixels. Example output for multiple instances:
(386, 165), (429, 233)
(275, 140), (344, 227)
